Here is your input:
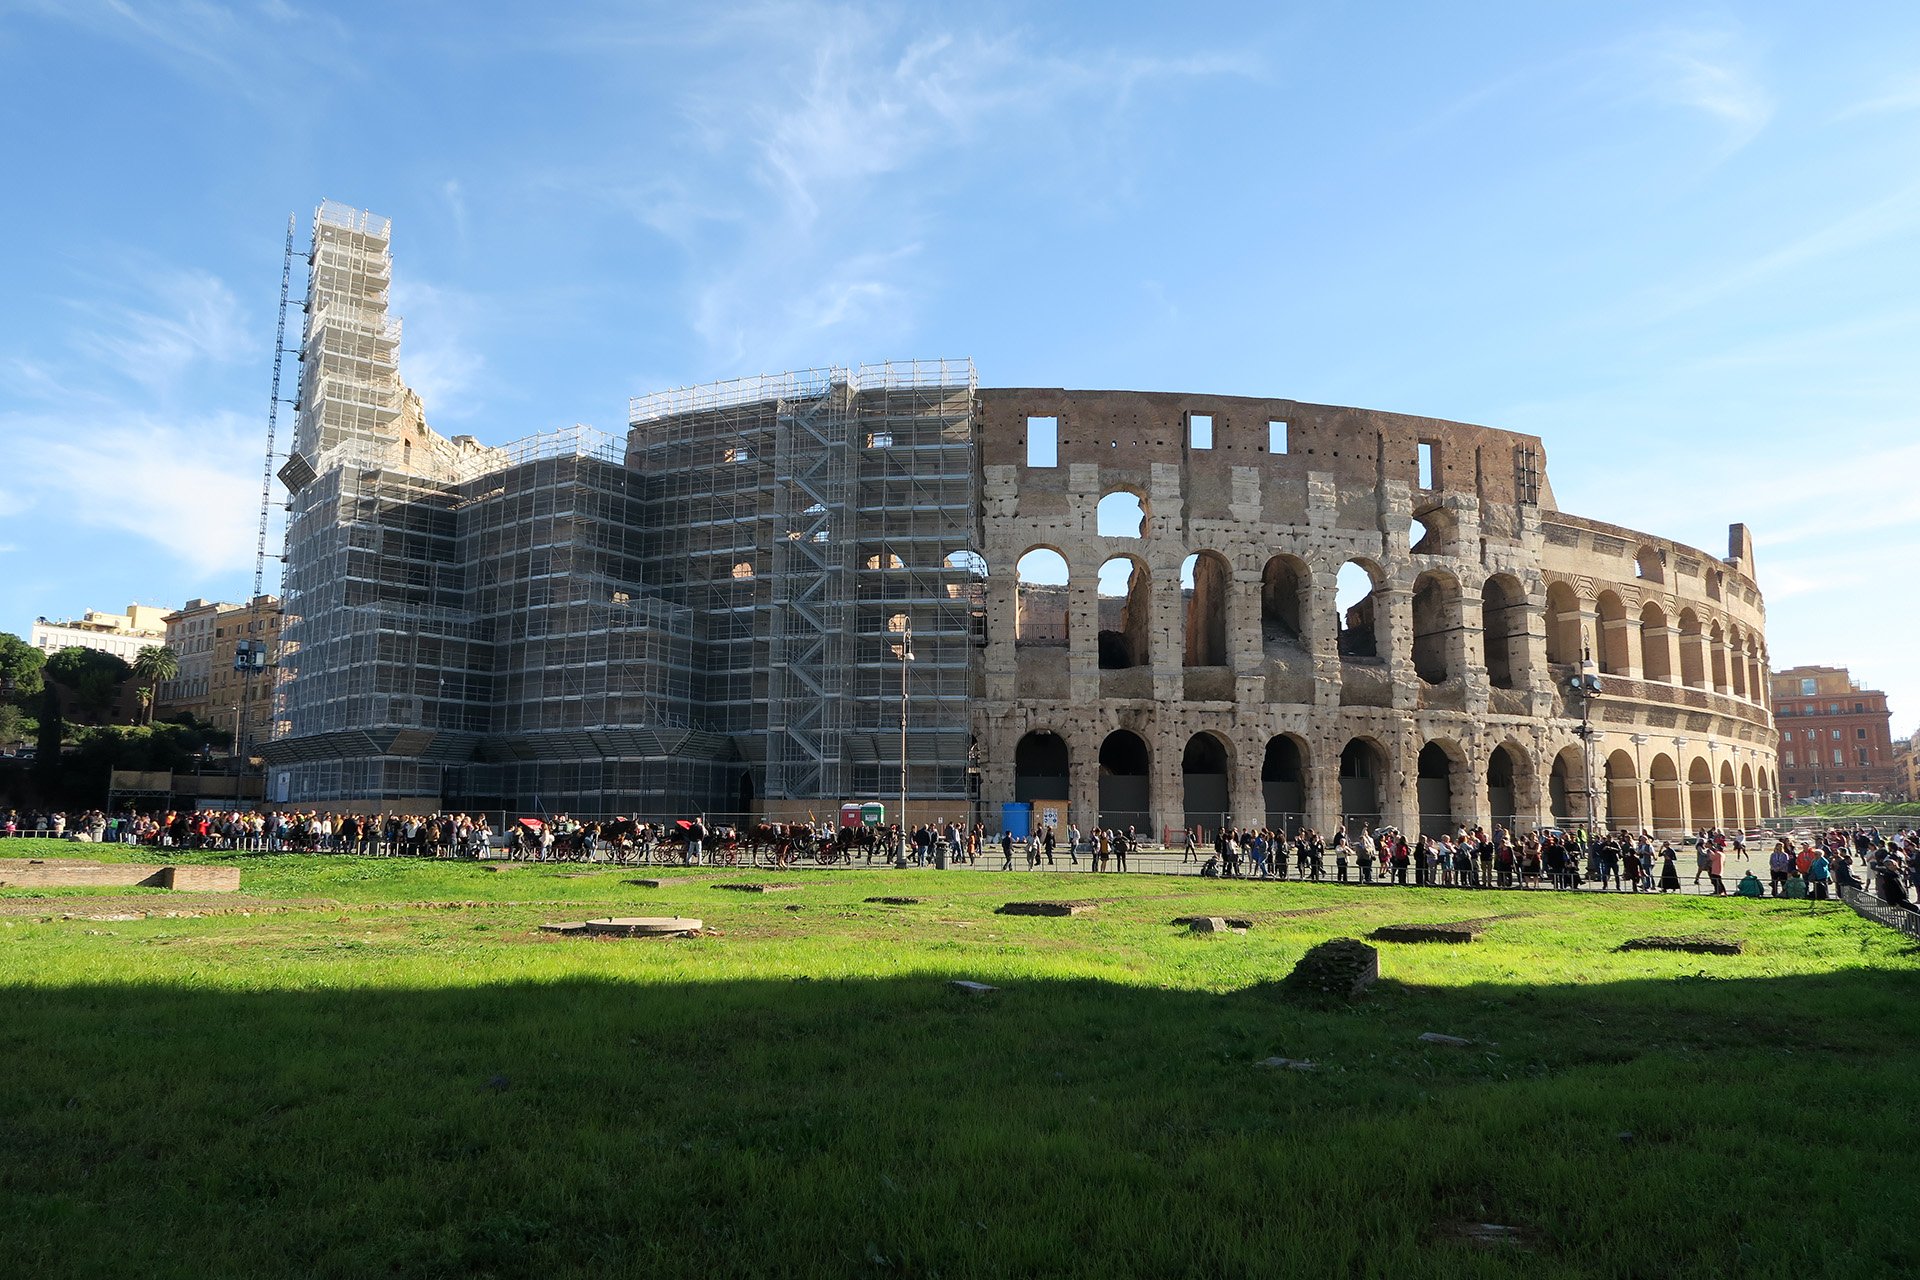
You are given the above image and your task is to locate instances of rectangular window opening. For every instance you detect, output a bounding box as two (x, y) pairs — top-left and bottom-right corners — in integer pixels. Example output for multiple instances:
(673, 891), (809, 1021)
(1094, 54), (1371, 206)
(1418, 440), (1438, 490)
(1188, 413), (1213, 450)
(1026, 417), (1058, 468)
(1268, 420), (1288, 454)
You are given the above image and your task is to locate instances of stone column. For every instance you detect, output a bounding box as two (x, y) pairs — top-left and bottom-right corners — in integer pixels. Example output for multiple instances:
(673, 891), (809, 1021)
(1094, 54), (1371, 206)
(1070, 728), (1100, 836)
(1067, 567), (1100, 705)
(1233, 741), (1266, 830)
(1605, 615), (1641, 678)
(1150, 723), (1183, 846)
(1231, 563), (1265, 704)
(1379, 585), (1418, 710)
(983, 574), (1018, 701)
(1306, 573), (1343, 708)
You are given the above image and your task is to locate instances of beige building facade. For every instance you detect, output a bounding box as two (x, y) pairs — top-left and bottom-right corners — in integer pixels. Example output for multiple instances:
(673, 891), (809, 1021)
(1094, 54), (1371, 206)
(158, 597), (281, 755)
(975, 390), (1776, 840)
(31, 604), (171, 662)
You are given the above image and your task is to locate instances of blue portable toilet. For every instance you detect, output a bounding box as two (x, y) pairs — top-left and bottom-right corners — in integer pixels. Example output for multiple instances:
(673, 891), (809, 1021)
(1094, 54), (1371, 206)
(1001, 802), (1032, 840)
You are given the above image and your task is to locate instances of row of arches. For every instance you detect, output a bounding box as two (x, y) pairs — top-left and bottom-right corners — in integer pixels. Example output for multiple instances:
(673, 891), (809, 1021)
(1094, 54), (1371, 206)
(1012, 729), (1773, 838)
(1013, 548), (1766, 702)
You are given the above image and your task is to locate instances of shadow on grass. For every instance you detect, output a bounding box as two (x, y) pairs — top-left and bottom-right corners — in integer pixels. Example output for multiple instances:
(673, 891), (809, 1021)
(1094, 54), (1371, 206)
(2, 966), (1916, 1279)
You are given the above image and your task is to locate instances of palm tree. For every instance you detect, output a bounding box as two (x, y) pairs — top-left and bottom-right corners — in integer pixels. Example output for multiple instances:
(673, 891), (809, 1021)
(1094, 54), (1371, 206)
(132, 645), (179, 726)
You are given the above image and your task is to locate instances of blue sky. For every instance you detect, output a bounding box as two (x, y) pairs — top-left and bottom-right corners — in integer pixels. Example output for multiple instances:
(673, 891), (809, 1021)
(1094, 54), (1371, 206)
(3, 1), (1918, 727)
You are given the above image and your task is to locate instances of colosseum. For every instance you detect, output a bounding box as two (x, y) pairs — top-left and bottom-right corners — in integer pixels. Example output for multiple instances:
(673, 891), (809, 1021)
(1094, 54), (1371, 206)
(974, 389), (1776, 841)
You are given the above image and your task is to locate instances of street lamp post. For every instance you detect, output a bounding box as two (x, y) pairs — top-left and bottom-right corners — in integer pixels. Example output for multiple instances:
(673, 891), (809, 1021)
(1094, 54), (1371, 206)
(897, 621), (914, 866)
(1629, 733), (1649, 834)
(1568, 628), (1603, 834)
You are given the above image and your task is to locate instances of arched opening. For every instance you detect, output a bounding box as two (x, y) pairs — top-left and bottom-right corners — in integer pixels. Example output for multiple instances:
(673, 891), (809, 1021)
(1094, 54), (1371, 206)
(1678, 610), (1705, 688)
(1639, 602), (1672, 683)
(1727, 628), (1747, 698)
(738, 769), (757, 817)
(1180, 551), (1230, 667)
(1689, 758), (1717, 831)
(1097, 730), (1151, 832)
(1338, 738), (1387, 831)
(1487, 745), (1517, 831)
(1410, 571), (1458, 685)
(1336, 561), (1379, 659)
(1096, 557), (1150, 669)
(1709, 623), (1729, 692)
(1595, 591), (1629, 675)
(1548, 745), (1586, 826)
(1758, 768), (1774, 819)
(1262, 735), (1306, 833)
(1649, 753), (1683, 832)
(1481, 574), (1525, 690)
(1417, 741), (1457, 837)
(1096, 491), (1146, 538)
(1260, 555), (1306, 646)
(1409, 506), (1458, 555)
(1544, 581), (1581, 666)
(1634, 547), (1664, 583)
(1181, 733), (1231, 839)
(1604, 750), (1639, 829)
(1015, 548), (1069, 646)
(1013, 731), (1070, 804)
(1719, 761), (1738, 831)
(1740, 762), (1757, 829)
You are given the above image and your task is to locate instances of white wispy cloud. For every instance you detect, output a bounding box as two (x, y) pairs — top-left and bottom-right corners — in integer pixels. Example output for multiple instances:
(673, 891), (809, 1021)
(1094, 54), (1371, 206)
(1614, 22), (1773, 149)
(67, 265), (254, 391)
(388, 278), (486, 423)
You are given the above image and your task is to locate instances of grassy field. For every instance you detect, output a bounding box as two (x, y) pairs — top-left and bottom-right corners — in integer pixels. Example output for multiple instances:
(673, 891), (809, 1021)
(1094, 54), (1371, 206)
(2, 839), (1916, 1278)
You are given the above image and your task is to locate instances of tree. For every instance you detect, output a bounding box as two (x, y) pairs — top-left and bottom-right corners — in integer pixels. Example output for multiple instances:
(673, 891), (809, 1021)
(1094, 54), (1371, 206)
(132, 645), (180, 725)
(45, 646), (133, 724)
(0, 632), (45, 706)
(31, 684), (63, 785)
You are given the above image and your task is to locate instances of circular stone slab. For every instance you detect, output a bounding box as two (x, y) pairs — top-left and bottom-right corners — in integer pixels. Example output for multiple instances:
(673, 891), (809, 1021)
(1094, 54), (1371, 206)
(583, 917), (703, 937)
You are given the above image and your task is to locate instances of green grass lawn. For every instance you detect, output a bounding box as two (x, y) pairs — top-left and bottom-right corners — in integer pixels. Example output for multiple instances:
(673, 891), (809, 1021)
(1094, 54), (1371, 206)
(2, 839), (1916, 1277)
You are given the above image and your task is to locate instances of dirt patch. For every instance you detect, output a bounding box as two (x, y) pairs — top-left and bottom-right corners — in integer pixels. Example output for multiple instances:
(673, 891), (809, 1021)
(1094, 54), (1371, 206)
(1619, 935), (1745, 956)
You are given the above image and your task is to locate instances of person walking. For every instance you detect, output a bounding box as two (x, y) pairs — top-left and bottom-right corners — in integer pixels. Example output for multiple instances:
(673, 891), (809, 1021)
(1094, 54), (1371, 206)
(1658, 846), (1682, 893)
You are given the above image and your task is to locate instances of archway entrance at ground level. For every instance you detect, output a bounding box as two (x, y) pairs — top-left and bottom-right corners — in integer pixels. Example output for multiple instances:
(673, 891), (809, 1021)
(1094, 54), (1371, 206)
(1417, 742), (1455, 837)
(1487, 745), (1517, 832)
(1339, 738), (1385, 834)
(1689, 758), (1717, 831)
(1181, 733), (1230, 840)
(1014, 731), (1069, 805)
(1605, 750), (1639, 829)
(1649, 753), (1682, 831)
(1262, 735), (1305, 834)
(1549, 746), (1587, 827)
(1097, 730), (1151, 834)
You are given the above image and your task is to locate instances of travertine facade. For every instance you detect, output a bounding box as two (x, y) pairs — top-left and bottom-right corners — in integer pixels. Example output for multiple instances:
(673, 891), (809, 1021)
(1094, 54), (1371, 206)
(976, 390), (1776, 839)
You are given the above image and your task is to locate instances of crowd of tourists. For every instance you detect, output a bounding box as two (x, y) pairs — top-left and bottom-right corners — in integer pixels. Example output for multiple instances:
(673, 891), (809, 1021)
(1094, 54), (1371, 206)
(2, 804), (1915, 910)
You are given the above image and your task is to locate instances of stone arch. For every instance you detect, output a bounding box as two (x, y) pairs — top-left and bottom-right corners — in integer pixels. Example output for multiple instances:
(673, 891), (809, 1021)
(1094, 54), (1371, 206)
(1260, 554), (1308, 646)
(1595, 590), (1629, 675)
(1548, 744), (1588, 827)
(1410, 569), (1460, 685)
(1337, 737), (1390, 831)
(1013, 730), (1070, 804)
(1757, 767), (1774, 819)
(1261, 734), (1308, 833)
(1727, 626), (1748, 698)
(1740, 762), (1758, 829)
(1481, 573), (1526, 690)
(1180, 551), (1231, 667)
(1097, 730), (1151, 831)
(1648, 752), (1683, 832)
(1417, 739), (1467, 836)
(1719, 760), (1738, 831)
(1095, 490), (1148, 538)
(1486, 743), (1520, 832)
(1336, 559), (1383, 659)
(1708, 621), (1729, 692)
(1096, 555), (1151, 669)
(1544, 580), (1582, 666)
(1604, 749), (1640, 829)
(1677, 609), (1706, 688)
(1639, 601), (1673, 683)
(1410, 505), (1459, 555)
(1014, 547), (1069, 646)
(1634, 546), (1664, 584)
(1689, 757), (1717, 831)
(1181, 731), (1232, 839)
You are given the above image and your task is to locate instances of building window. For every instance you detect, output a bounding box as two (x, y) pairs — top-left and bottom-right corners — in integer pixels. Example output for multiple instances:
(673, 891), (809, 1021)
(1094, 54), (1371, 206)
(867, 432), (892, 449)
(1801, 678), (1815, 696)
(1269, 420), (1288, 454)
(731, 563), (754, 579)
(1855, 702), (1865, 713)
(1418, 441), (1439, 490)
(1026, 417), (1058, 468)
(1188, 413), (1213, 450)
(1857, 728), (1868, 739)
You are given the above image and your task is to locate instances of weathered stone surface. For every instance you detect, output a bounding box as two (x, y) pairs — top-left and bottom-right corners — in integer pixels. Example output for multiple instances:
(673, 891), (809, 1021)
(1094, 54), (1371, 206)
(540, 921), (588, 934)
(1280, 937), (1379, 998)
(1370, 923), (1481, 944)
(581, 917), (702, 937)
(1174, 915), (1253, 930)
(0, 859), (239, 892)
(625, 877), (693, 888)
(996, 900), (1097, 916)
(866, 897), (921, 905)
(715, 883), (802, 893)
(1619, 935), (1745, 955)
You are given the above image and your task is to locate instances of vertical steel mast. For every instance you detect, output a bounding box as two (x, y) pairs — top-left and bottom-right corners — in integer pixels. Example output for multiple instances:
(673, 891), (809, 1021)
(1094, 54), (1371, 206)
(255, 213), (295, 598)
